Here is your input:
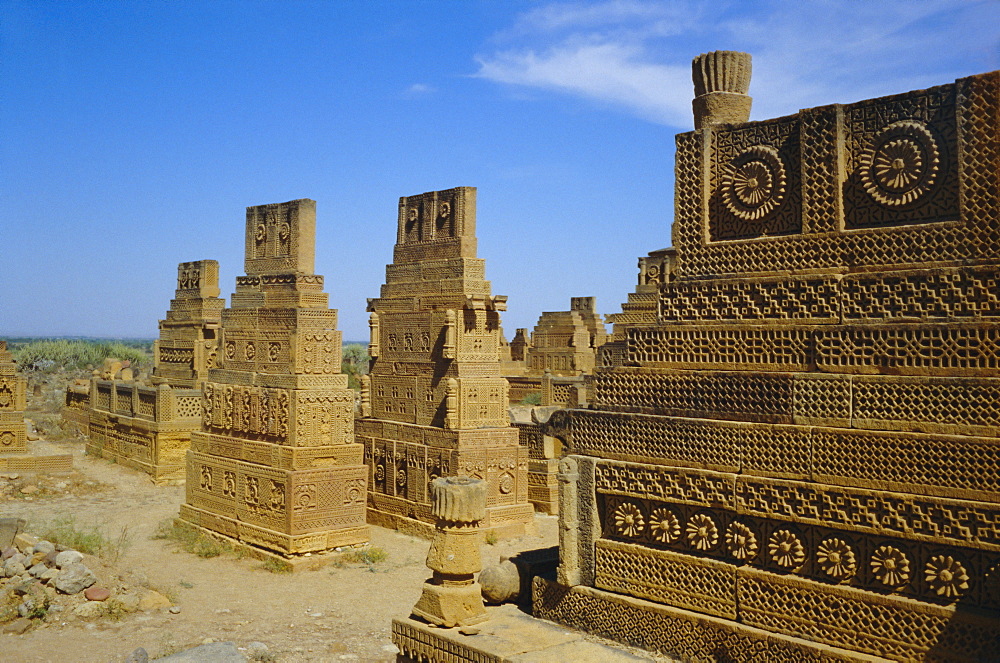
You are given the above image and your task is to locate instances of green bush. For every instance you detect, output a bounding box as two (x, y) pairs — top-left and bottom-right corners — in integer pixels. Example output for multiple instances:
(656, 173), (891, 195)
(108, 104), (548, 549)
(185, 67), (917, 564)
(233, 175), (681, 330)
(7, 338), (153, 373)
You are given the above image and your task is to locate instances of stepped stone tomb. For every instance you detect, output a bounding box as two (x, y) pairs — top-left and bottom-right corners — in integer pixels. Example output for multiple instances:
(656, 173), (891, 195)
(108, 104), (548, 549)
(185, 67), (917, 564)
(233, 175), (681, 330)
(0, 341), (28, 456)
(529, 52), (1000, 661)
(504, 296), (608, 407)
(1, 341), (72, 473)
(178, 199), (369, 555)
(357, 187), (534, 537)
(74, 260), (224, 484)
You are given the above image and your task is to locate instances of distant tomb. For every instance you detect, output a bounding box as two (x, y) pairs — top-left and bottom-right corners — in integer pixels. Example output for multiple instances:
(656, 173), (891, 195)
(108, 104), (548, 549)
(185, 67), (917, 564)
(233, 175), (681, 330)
(505, 296), (608, 407)
(357, 187), (534, 537)
(1, 341), (72, 473)
(0, 341), (28, 456)
(503, 298), (608, 515)
(178, 199), (368, 555)
(77, 260), (223, 484)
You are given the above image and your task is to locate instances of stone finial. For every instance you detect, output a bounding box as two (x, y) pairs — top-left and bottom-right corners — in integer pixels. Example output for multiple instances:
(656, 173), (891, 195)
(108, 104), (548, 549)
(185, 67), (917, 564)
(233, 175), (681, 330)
(430, 476), (487, 523)
(410, 476), (489, 627)
(692, 50), (752, 129)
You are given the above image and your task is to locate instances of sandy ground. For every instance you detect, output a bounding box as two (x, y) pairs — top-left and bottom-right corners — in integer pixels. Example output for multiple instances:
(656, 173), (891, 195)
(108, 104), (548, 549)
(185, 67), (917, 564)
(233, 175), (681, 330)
(2, 380), (560, 662)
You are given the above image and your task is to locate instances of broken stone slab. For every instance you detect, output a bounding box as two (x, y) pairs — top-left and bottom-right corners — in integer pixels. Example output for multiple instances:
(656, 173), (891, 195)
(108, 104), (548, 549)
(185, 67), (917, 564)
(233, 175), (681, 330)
(0, 518), (25, 549)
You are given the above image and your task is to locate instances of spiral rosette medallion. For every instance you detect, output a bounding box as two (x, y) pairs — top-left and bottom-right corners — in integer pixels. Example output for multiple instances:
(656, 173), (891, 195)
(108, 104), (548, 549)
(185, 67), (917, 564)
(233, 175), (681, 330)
(724, 521), (758, 561)
(649, 507), (681, 544)
(613, 502), (644, 538)
(925, 555), (969, 599)
(871, 545), (910, 588)
(860, 120), (940, 207)
(768, 529), (806, 569)
(722, 145), (787, 221)
(685, 513), (719, 551)
(816, 538), (857, 580)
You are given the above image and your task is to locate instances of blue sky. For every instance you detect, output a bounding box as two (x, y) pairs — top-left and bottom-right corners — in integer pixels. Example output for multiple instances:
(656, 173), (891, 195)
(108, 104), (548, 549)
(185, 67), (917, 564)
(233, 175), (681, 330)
(2, 0), (998, 341)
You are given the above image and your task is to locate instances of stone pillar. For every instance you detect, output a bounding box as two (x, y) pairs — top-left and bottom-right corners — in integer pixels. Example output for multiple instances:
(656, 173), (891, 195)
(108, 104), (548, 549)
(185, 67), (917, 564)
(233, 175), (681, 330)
(410, 476), (488, 628)
(692, 50), (752, 129)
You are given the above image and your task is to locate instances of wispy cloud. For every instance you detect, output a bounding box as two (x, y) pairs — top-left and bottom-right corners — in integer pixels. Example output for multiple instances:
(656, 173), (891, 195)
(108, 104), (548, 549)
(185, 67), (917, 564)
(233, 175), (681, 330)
(477, 42), (691, 125)
(403, 83), (435, 97)
(475, 0), (1000, 127)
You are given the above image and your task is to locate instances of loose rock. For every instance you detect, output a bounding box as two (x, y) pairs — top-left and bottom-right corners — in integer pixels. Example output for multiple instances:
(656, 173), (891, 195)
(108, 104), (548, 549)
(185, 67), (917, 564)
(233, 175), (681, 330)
(54, 550), (83, 568)
(137, 589), (171, 611)
(54, 563), (97, 594)
(84, 586), (110, 601)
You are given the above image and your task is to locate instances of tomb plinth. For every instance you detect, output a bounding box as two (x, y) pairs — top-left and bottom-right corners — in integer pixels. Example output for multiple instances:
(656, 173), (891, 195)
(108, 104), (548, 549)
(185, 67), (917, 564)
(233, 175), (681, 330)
(535, 55), (1000, 660)
(178, 199), (369, 555)
(82, 261), (223, 483)
(0, 342), (28, 455)
(357, 187), (533, 538)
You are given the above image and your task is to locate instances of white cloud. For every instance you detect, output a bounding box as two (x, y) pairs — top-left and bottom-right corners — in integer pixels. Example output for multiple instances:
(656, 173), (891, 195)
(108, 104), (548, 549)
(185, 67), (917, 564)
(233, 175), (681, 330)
(476, 41), (691, 125)
(475, 0), (1000, 127)
(403, 83), (435, 96)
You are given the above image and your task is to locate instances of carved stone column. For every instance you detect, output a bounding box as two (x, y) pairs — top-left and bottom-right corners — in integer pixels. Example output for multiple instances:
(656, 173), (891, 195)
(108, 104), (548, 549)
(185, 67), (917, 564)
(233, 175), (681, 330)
(410, 476), (488, 627)
(692, 50), (752, 129)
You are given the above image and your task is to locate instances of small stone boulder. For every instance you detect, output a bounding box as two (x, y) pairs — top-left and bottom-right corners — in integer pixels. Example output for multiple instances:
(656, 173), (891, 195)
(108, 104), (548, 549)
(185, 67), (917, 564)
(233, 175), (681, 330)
(54, 550), (83, 568)
(137, 589), (171, 611)
(84, 587), (110, 602)
(54, 563), (97, 594)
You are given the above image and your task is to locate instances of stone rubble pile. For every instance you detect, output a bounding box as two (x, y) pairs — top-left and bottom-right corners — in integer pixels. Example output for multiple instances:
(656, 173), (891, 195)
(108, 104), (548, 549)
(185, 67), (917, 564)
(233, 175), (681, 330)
(1, 532), (172, 635)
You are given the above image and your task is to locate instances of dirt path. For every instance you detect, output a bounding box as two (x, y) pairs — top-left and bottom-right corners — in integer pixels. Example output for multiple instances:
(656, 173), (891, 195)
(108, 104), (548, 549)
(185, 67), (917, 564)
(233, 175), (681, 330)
(2, 440), (558, 662)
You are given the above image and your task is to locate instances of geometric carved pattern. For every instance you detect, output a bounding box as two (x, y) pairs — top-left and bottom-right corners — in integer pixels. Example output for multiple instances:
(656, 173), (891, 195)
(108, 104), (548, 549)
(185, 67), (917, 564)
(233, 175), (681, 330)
(532, 577), (876, 662)
(592, 369), (851, 423)
(840, 266), (1000, 322)
(595, 540), (737, 618)
(660, 276), (838, 324)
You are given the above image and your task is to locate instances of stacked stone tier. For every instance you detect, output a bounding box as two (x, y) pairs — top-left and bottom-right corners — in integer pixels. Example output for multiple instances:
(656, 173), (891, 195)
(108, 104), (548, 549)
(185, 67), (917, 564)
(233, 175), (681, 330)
(357, 418), (531, 533)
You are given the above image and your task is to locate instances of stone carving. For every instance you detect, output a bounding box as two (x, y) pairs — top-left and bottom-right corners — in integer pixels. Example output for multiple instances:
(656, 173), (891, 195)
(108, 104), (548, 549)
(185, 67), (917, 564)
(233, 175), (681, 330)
(0, 342), (28, 456)
(178, 199), (368, 555)
(357, 187), (533, 537)
(692, 50), (752, 129)
(410, 476), (488, 628)
(537, 54), (1000, 661)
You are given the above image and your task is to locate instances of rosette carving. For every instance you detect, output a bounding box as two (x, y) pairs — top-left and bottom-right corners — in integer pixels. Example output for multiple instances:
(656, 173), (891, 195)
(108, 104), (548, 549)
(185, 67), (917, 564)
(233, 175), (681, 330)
(722, 145), (787, 221)
(816, 538), (857, 579)
(613, 502), (644, 538)
(724, 521), (758, 561)
(649, 507), (681, 544)
(925, 555), (969, 598)
(685, 513), (719, 551)
(768, 529), (805, 569)
(871, 545), (910, 587)
(859, 120), (940, 207)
